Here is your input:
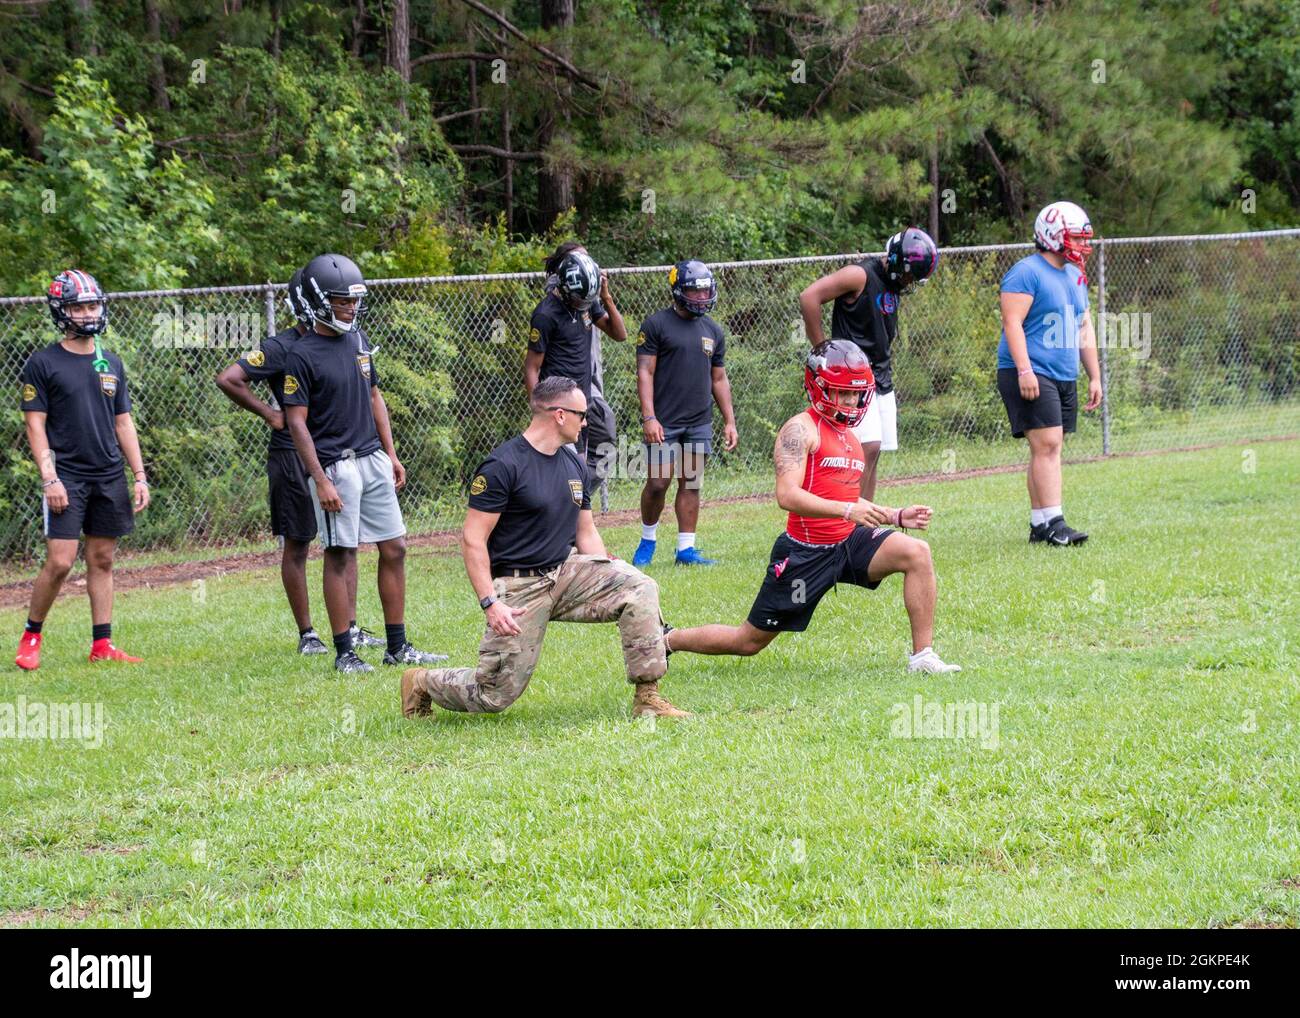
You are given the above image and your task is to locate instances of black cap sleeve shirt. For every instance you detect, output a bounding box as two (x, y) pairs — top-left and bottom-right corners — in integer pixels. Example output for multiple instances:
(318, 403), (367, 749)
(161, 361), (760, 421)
(467, 435), (592, 571)
(528, 292), (598, 399)
(236, 327), (301, 453)
(635, 307), (726, 429)
(830, 257), (899, 394)
(280, 329), (381, 468)
(19, 343), (131, 480)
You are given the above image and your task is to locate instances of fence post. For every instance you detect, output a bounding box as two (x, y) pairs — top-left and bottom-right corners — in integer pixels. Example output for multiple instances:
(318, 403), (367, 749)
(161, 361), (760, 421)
(263, 283), (276, 338)
(1097, 240), (1111, 456)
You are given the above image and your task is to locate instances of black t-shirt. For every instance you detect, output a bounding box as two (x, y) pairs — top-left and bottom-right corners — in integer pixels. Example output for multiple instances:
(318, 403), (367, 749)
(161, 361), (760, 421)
(468, 435), (592, 571)
(636, 307), (725, 429)
(237, 326), (307, 453)
(528, 292), (607, 399)
(20, 342), (131, 480)
(281, 328), (381, 468)
(830, 257), (899, 393)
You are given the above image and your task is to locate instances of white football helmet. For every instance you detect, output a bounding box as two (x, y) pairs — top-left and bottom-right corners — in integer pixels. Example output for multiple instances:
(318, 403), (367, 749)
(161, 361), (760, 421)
(1034, 200), (1094, 277)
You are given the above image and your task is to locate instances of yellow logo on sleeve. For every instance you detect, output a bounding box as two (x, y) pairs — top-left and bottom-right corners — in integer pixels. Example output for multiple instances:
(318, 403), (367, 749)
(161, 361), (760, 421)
(245, 350), (265, 367)
(636, 332), (647, 346)
(283, 374), (299, 395)
(470, 474), (488, 496)
(529, 327), (541, 343)
(21, 384), (36, 402)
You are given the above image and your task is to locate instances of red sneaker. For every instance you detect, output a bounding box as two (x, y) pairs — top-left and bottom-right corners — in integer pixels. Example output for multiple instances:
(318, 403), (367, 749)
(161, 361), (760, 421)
(88, 638), (142, 664)
(15, 631), (41, 671)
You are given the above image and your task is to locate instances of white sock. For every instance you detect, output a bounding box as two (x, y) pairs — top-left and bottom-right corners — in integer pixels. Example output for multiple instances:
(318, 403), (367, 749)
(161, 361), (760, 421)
(677, 532), (696, 551)
(909, 646), (933, 663)
(1042, 505), (1062, 523)
(641, 523), (658, 541)
(1031, 508), (1048, 526)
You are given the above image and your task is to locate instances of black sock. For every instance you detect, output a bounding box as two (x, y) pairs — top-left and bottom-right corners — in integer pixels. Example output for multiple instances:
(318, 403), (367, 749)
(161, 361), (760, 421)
(299, 625), (314, 637)
(92, 623), (111, 642)
(349, 619), (357, 631)
(385, 623), (406, 655)
(333, 630), (353, 657)
(25, 618), (43, 635)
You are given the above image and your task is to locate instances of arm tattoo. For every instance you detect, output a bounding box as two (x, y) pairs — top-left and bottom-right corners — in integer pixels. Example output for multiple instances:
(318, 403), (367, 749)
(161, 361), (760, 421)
(773, 418), (809, 475)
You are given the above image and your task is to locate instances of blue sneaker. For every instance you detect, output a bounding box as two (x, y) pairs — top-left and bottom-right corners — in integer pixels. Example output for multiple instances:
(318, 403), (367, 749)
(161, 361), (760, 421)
(633, 538), (656, 567)
(674, 546), (717, 566)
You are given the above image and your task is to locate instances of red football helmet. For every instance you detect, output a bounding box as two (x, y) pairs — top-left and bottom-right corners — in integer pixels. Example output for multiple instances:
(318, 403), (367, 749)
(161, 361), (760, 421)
(804, 340), (875, 428)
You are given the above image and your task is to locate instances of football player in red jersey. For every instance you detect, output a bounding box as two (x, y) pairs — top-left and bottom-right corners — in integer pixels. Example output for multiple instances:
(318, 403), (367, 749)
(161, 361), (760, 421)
(665, 340), (960, 674)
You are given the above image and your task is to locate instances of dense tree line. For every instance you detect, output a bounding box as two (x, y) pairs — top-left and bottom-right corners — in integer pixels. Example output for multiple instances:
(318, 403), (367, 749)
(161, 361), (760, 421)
(0, 0), (1296, 293)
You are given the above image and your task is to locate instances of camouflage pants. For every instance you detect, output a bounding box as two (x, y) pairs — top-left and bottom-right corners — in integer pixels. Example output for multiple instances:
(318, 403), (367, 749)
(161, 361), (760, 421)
(417, 552), (666, 714)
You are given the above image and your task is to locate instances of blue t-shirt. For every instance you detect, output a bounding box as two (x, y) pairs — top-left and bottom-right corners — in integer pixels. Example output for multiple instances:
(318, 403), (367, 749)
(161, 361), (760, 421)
(996, 254), (1090, 381)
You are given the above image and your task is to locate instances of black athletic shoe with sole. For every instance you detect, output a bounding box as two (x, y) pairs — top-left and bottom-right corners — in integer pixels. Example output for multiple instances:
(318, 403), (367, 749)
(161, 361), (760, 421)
(350, 625), (386, 649)
(383, 643), (448, 666)
(298, 630), (329, 655)
(335, 650), (374, 673)
(1052, 516), (1088, 544)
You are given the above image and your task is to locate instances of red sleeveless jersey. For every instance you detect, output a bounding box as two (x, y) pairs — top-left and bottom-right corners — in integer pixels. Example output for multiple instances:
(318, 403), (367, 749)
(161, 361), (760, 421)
(785, 409), (865, 545)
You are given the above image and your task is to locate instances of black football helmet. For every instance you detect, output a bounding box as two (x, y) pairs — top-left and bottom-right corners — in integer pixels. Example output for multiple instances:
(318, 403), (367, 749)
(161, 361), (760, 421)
(669, 259), (718, 317)
(284, 267), (310, 325)
(47, 269), (108, 337)
(554, 250), (601, 310)
(883, 227), (939, 295)
(303, 253), (368, 333)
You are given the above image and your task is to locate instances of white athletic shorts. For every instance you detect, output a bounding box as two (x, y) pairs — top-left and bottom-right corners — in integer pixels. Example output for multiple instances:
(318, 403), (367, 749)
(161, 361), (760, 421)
(309, 448), (406, 549)
(851, 389), (898, 451)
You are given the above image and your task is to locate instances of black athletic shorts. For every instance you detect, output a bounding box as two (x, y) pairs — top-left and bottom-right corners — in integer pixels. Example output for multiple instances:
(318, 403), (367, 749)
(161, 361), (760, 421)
(746, 526), (896, 633)
(44, 474), (134, 541)
(267, 447), (318, 542)
(997, 368), (1078, 438)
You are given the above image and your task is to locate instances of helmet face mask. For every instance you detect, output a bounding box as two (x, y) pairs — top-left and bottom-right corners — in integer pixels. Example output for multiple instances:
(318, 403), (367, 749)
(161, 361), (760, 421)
(670, 259), (718, 317)
(303, 253), (369, 334)
(804, 340), (875, 428)
(884, 227), (939, 296)
(47, 269), (108, 337)
(556, 251), (601, 310)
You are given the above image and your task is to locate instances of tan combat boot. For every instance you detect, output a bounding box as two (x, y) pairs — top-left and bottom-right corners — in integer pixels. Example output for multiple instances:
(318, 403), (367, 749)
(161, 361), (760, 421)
(401, 668), (434, 718)
(632, 681), (691, 718)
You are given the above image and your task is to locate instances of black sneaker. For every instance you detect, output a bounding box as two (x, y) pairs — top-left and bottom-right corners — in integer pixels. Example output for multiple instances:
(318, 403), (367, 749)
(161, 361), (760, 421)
(298, 630), (329, 655)
(1030, 517), (1070, 546)
(335, 650), (374, 673)
(383, 643), (448, 666)
(350, 625), (385, 649)
(1053, 516), (1089, 545)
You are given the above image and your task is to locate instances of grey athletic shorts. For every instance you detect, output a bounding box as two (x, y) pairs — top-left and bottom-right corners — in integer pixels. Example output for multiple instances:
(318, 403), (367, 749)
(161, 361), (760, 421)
(309, 448), (406, 549)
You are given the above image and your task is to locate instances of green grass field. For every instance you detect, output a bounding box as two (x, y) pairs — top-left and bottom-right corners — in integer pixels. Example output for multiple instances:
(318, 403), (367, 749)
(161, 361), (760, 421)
(2, 441), (1297, 928)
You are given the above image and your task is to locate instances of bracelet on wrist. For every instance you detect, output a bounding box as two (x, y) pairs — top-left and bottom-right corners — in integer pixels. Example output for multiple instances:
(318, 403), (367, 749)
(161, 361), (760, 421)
(42, 478), (59, 489)
(642, 414), (657, 423)
(843, 502), (853, 520)
(1017, 367), (1034, 377)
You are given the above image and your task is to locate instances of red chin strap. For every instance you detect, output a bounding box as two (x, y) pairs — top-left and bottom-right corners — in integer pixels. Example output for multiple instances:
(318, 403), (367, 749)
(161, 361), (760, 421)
(1063, 232), (1093, 285)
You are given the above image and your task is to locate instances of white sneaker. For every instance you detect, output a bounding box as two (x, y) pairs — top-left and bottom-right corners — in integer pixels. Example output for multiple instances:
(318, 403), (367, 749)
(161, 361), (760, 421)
(908, 648), (962, 673)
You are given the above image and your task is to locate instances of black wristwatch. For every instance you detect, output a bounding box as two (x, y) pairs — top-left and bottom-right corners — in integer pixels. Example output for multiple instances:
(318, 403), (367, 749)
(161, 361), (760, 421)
(479, 595), (497, 610)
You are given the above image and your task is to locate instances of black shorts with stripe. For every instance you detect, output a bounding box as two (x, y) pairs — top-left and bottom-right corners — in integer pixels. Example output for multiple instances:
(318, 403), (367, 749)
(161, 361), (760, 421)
(267, 447), (317, 542)
(44, 474), (134, 541)
(746, 526), (895, 633)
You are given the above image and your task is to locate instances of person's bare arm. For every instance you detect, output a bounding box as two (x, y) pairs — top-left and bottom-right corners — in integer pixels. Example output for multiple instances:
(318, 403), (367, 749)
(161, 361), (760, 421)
(370, 386), (405, 489)
(1000, 291), (1038, 400)
(575, 509), (607, 556)
(214, 362), (283, 429)
(593, 273), (627, 341)
(287, 405), (342, 512)
(462, 508), (527, 636)
(799, 265), (867, 345)
(523, 349), (544, 398)
(114, 413), (150, 512)
(711, 365), (738, 451)
(1077, 311), (1102, 411)
(773, 414), (892, 526)
(24, 411), (67, 512)
(637, 352), (663, 444)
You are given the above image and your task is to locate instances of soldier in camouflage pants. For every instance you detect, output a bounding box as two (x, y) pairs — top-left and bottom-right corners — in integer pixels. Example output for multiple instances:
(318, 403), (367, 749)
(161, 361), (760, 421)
(402, 375), (688, 720)
(403, 550), (668, 715)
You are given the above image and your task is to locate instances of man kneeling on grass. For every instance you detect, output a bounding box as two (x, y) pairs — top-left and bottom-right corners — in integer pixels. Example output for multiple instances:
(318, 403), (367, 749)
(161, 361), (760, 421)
(401, 375), (689, 720)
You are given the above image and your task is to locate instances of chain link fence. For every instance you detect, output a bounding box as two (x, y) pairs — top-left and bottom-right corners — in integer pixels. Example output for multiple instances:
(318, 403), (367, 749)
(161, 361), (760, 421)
(0, 230), (1296, 565)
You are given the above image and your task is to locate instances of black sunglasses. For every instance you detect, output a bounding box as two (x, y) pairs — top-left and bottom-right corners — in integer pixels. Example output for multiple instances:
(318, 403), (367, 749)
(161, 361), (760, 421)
(546, 405), (588, 421)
